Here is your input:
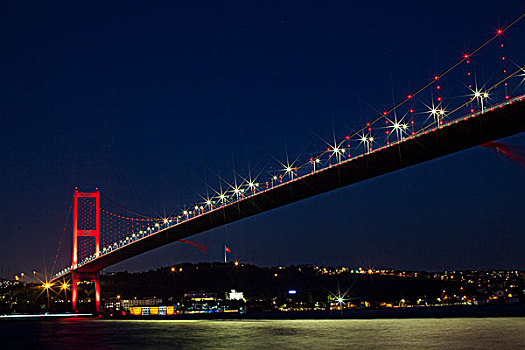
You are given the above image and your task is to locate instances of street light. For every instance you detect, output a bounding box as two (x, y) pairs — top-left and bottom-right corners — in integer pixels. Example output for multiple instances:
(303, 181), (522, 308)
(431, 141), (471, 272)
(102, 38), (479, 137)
(61, 282), (69, 303)
(41, 282), (52, 311)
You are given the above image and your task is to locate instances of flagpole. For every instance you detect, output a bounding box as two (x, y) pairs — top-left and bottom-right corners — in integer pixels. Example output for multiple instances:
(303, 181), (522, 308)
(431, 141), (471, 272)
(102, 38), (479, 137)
(224, 245), (226, 263)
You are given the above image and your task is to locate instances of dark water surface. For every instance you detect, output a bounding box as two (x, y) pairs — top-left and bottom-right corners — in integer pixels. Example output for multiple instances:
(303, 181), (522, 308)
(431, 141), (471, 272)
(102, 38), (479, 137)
(1, 318), (524, 349)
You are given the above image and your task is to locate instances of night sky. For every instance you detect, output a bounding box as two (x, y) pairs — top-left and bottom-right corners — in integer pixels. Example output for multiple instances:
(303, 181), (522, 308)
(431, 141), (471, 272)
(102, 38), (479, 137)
(2, 1), (525, 279)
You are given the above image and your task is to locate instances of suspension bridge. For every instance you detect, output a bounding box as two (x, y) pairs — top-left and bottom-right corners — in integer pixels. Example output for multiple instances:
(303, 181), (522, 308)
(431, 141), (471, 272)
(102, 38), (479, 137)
(46, 14), (525, 313)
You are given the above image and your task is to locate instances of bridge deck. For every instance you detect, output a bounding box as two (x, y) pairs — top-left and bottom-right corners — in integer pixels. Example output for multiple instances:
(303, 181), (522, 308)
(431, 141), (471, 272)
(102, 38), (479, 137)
(57, 98), (525, 277)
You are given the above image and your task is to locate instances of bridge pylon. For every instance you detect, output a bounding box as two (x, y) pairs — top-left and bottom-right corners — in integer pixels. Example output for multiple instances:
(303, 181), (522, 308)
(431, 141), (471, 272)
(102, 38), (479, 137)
(71, 188), (101, 313)
(71, 271), (100, 313)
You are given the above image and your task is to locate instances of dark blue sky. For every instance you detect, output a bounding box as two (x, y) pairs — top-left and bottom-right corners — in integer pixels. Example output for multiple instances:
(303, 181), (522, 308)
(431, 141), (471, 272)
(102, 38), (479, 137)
(1, 1), (525, 278)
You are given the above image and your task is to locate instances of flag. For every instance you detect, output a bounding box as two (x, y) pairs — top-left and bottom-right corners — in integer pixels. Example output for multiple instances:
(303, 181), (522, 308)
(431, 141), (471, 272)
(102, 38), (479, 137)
(225, 246), (231, 252)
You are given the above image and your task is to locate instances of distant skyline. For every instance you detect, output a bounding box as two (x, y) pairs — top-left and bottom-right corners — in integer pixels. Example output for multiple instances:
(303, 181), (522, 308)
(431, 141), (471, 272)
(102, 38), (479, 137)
(2, 1), (525, 279)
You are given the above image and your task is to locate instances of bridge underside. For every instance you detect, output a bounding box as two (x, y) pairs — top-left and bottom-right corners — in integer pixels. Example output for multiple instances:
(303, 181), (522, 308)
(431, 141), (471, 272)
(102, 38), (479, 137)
(66, 99), (525, 275)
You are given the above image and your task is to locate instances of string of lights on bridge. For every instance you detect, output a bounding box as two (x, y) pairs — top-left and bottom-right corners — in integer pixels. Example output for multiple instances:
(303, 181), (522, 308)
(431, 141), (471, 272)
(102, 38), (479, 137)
(52, 13), (525, 281)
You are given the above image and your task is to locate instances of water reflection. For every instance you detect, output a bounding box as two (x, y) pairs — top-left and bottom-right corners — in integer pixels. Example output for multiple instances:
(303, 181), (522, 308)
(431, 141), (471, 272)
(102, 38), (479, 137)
(1, 318), (524, 349)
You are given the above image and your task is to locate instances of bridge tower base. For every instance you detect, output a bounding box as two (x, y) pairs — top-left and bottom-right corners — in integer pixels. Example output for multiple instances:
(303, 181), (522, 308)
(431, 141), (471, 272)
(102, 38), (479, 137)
(72, 271), (101, 313)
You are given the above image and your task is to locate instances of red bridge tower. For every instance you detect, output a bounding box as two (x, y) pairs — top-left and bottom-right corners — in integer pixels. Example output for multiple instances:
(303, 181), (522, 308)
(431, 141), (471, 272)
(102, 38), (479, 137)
(71, 188), (101, 313)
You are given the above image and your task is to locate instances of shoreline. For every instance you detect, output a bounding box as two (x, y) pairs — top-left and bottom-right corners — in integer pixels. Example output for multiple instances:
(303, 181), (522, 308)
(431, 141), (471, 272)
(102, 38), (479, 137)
(3, 305), (525, 321)
(108, 304), (525, 320)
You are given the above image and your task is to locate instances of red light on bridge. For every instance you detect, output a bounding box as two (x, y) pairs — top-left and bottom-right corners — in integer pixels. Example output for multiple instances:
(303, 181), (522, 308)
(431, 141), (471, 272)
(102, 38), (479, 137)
(497, 29), (503, 35)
